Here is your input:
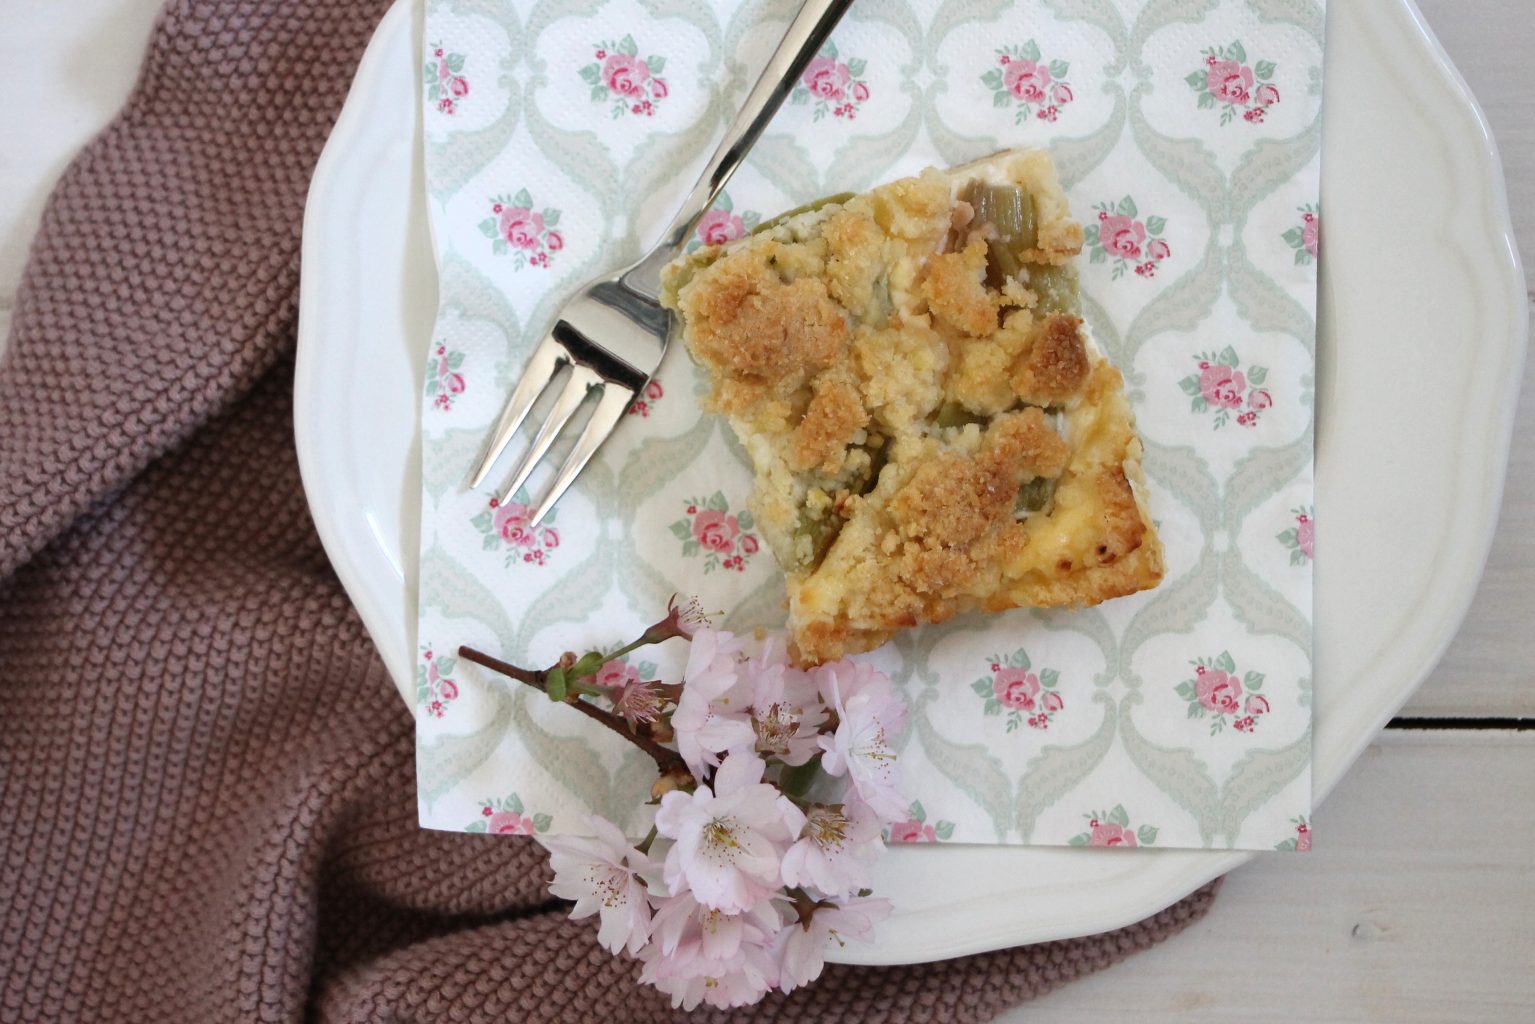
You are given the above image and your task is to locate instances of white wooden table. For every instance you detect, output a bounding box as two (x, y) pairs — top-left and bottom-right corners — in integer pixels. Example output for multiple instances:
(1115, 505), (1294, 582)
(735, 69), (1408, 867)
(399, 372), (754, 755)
(2, 1), (1529, 1018)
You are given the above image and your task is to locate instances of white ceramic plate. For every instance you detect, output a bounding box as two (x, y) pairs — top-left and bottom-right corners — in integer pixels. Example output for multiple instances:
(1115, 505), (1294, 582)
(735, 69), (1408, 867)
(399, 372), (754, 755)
(295, 0), (1526, 964)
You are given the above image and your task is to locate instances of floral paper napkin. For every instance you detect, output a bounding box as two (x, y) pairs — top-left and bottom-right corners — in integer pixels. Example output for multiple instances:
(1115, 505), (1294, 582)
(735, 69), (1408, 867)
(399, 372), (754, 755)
(415, 0), (1323, 852)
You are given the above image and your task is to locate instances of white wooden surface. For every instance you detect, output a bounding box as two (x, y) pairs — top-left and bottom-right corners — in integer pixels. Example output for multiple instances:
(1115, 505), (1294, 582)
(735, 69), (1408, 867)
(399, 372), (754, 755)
(0, 1), (1530, 1020)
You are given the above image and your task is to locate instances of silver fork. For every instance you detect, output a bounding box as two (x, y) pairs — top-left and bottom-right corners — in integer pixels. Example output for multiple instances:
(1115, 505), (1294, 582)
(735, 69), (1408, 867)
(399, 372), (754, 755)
(463, 0), (856, 525)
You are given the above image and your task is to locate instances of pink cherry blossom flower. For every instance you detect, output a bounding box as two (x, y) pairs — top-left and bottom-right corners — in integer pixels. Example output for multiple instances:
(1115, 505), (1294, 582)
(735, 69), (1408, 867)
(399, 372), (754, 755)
(1089, 821), (1138, 847)
(696, 209), (746, 247)
(803, 56), (850, 100)
(775, 895), (890, 994)
(1198, 363), (1246, 409)
(780, 801), (883, 896)
(992, 668), (1039, 711)
(886, 819), (936, 843)
(487, 810), (535, 835)
(497, 206), (545, 250)
(654, 752), (803, 913)
(1195, 668), (1243, 715)
(638, 930), (779, 1010)
(1003, 59), (1051, 103)
(851, 81), (870, 103)
(1297, 516), (1315, 559)
(1207, 60), (1254, 105)
(672, 629), (755, 780)
(692, 509), (740, 553)
(746, 637), (827, 766)
(645, 889), (783, 972)
(1100, 214), (1146, 258)
(612, 679), (666, 725)
(1302, 214), (1320, 258)
(1147, 238), (1172, 262)
(816, 660), (909, 823)
(539, 815), (657, 954)
(1255, 83), (1280, 107)
(602, 52), (650, 96)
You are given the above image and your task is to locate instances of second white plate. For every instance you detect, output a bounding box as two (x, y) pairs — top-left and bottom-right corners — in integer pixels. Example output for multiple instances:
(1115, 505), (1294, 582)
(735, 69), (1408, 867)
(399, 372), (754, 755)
(294, 0), (1526, 964)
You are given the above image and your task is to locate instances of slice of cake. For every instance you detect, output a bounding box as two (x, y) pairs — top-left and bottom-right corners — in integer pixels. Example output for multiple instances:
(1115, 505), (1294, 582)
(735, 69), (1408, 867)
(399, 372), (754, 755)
(661, 149), (1163, 664)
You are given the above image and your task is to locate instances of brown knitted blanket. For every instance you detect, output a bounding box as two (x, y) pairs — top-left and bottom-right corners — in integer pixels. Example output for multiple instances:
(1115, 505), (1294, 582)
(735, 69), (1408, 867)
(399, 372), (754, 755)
(0, 1), (1218, 1020)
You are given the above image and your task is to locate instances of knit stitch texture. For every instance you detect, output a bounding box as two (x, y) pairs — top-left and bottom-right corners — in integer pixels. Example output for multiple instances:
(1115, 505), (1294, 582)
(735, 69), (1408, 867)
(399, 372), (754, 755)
(0, 1), (1219, 1020)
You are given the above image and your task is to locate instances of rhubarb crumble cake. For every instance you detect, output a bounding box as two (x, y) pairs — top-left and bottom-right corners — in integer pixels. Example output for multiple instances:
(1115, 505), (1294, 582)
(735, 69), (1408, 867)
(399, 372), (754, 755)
(661, 149), (1163, 664)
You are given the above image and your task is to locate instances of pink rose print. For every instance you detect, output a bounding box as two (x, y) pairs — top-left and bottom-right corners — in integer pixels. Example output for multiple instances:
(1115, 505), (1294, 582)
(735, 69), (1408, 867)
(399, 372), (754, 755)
(1085, 197), (1171, 280)
(425, 42), (469, 115)
(1178, 348), (1272, 429)
(1195, 669), (1243, 713)
(1069, 806), (1159, 847)
(425, 342), (467, 412)
(804, 55), (850, 99)
(698, 210), (744, 246)
(992, 668), (1040, 712)
(669, 492), (759, 573)
(467, 793), (552, 835)
(1276, 816), (1311, 852)
(1284, 204), (1321, 266)
(594, 657), (640, 696)
(1005, 59), (1050, 103)
(692, 509), (740, 553)
(888, 821), (936, 843)
(1177, 651), (1271, 736)
(1199, 363), (1246, 409)
(884, 801), (955, 843)
(416, 645), (461, 718)
(489, 811), (536, 835)
(1207, 60), (1253, 105)
(1100, 215), (1145, 258)
(685, 191), (761, 254)
(1186, 42), (1280, 126)
(627, 377), (664, 418)
(603, 53), (648, 96)
(470, 488), (562, 568)
(479, 189), (562, 270)
(499, 207), (544, 250)
(1277, 506), (1315, 565)
(579, 36), (667, 118)
(972, 649), (1063, 732)
(791, 41), (869, 122)
(1090, 822), (1137, 847)
(982, 42), (1074, 125)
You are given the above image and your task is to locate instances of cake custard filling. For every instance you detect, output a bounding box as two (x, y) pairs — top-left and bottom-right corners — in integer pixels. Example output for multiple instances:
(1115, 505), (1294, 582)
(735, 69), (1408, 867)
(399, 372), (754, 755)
(662, 149), (1164, 664)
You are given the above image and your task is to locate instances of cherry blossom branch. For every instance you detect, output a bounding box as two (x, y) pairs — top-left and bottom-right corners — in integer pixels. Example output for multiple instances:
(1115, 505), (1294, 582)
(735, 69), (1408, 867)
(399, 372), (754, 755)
(457, 645), (688, 776)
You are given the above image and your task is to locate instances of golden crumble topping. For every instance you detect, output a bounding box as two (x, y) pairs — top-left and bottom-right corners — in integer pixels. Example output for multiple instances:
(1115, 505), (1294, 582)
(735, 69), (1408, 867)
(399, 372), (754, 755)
(662, 149), (1163, 663)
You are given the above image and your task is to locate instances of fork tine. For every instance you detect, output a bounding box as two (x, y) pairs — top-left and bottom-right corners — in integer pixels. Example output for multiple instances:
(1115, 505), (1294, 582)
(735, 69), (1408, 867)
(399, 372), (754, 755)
(462, 336), (566, 491)
(494, 364), (600, 505)
(529, 382), (636, 527)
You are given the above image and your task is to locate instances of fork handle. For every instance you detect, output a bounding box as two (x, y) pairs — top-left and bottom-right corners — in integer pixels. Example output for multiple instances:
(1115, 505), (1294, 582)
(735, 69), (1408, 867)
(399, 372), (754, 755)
(624, 0), (856, 299)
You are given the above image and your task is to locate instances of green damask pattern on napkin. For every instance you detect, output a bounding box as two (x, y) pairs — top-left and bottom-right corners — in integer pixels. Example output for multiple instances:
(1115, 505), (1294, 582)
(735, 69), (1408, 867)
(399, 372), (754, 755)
(415, 0), (1322, 852)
